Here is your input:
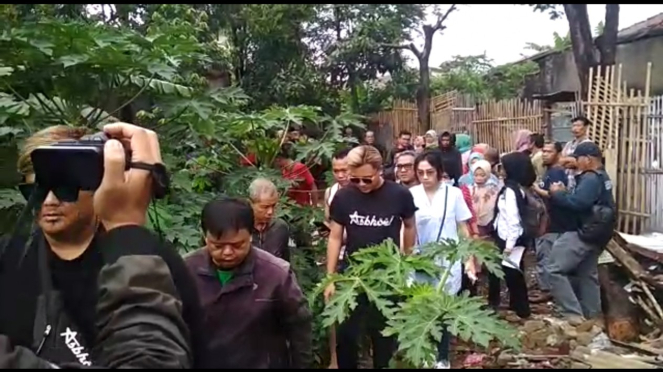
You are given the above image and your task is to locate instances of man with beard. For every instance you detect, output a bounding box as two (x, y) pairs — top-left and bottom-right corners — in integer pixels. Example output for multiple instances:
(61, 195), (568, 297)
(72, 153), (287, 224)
(185, 197), (312, 368)
(248, 178), (291, 261)
(324, 145), (417, 369)
(394, 150), (418, 188)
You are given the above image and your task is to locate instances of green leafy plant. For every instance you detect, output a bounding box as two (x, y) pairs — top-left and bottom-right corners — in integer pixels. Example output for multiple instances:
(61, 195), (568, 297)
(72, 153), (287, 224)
(312, 238), (521, 367)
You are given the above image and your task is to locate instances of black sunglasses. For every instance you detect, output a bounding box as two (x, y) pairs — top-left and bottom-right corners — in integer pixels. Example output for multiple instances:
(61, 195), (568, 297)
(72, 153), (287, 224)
(349, 177), (373, 185)
(18, 183), (80, 203)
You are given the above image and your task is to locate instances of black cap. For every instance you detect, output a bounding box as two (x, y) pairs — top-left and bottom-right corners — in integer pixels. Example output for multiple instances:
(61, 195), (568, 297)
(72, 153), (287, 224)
(572, 141), (602, 158)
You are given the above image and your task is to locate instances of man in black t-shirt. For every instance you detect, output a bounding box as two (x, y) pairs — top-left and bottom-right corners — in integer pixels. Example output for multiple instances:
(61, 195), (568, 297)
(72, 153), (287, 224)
(324, 145), (417, 370)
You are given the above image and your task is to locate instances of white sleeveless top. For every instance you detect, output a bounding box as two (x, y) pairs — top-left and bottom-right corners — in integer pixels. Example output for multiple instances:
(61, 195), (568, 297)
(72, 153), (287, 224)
(327, 183), (346, 259)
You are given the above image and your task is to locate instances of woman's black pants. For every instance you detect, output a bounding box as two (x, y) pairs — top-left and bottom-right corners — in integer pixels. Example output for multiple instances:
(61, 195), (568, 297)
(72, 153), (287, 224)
(487, 236), (531, 318)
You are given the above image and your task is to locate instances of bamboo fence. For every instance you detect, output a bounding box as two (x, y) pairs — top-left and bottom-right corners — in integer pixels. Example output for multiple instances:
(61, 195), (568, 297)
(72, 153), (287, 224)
(376, 92), (544, 154)
(374, 62), (662, 234)
(585, 63), (654, 234)
(471, 99), (544, 153)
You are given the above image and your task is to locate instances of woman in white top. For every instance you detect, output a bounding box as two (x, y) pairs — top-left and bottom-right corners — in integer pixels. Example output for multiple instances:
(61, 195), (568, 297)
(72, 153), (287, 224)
(488, 151), (534, 319)
(409, 151), (473, 369)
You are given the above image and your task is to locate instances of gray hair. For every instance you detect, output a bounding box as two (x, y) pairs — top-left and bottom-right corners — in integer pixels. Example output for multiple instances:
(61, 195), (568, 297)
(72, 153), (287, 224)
(394, 150), (416, 162)
(248, 178), (278, 201)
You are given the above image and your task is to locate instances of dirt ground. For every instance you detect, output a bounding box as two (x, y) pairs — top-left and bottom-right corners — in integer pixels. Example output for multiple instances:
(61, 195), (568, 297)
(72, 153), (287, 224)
(353, 250), (557, 369)
(449, 250), (558, 369)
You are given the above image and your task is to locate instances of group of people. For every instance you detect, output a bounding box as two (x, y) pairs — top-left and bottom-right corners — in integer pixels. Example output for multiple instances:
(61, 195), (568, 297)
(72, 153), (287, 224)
(0, 116), (615, 370)
(320, 117), (615, 369)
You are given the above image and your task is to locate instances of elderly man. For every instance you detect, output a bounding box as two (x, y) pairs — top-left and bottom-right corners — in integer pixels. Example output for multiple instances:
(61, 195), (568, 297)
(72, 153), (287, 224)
(394, 150), (418, 188)
(248, 178), (291, 261)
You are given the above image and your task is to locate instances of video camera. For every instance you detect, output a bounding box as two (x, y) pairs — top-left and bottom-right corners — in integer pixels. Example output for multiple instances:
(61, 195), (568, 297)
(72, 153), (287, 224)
(29, 132), (169, 199)
(30, 132), (117, 193)
(0, 131), (169, 264)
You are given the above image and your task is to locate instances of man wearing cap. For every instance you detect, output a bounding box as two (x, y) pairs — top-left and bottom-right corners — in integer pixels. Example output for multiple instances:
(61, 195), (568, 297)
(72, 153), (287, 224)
(545, 141), (615, 324)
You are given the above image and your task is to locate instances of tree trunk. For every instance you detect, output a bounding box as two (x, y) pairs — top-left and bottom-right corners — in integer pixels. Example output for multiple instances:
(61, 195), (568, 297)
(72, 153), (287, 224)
(331, 6), (343, 87)
(417, 58), (431, 130)
(564, 4), (598, 99)
(598, 4), (620, 65)
(415, 24), (437, 131)
(348, 68), (359, 113)
(598, 265), (640, 342)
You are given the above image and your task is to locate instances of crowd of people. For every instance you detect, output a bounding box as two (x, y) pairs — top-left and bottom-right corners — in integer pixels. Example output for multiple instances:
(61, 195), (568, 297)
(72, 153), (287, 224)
(0, 116), (615, 369)
(320, 117), (615, 369)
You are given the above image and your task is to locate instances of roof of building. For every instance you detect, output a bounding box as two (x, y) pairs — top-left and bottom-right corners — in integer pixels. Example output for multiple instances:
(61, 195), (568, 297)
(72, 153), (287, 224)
(517, 12), (663, 64)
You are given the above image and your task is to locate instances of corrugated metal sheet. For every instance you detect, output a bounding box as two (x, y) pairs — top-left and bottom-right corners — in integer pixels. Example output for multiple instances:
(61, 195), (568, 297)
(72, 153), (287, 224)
(549, 101), (581, 144)
(646, 95), (663, 232)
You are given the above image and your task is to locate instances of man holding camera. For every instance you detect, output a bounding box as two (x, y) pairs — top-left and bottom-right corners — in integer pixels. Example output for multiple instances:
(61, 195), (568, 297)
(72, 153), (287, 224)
(0, 123), (205, 368)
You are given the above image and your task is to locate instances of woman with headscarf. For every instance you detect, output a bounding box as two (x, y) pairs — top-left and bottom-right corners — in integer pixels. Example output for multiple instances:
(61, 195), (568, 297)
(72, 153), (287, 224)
(468, 160), (501, 238)
(455, 134), (473, 154)
(488, 152), (534, 319)
(514, 129), (533, 155)
(461, 143), (489, 174)
(459, 152), (500, 187)
(423, 130), (438, 149)
(458, 152), (484, 186)
(472, 143), (490, 154)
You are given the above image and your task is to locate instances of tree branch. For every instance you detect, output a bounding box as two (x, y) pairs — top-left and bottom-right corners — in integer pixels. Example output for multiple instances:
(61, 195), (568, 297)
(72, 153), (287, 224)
(433, 4), (457, 31)
(380, 42), (422, 60)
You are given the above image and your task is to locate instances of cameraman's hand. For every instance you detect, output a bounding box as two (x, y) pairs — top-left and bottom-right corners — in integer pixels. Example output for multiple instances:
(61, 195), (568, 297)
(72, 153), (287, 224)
(95, 123), (162, 231)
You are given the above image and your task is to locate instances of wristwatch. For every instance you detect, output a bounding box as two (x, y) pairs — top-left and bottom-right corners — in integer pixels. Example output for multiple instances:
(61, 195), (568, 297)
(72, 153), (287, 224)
(130, 162), (170, 199)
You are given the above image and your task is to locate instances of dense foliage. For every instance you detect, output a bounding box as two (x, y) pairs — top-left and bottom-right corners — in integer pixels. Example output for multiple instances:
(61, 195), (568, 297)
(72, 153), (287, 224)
(313, 238), (520, 367)
(0, 4), (524, 367)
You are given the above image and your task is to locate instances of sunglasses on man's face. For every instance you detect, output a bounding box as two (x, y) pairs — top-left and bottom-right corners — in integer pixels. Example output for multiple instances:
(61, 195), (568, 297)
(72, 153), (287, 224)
(349, 177), (373, 185)
(18, 183), (80, 203)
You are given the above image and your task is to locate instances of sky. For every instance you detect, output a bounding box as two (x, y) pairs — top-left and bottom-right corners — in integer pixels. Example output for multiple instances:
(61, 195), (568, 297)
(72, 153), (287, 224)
(408, 4), (663, 68)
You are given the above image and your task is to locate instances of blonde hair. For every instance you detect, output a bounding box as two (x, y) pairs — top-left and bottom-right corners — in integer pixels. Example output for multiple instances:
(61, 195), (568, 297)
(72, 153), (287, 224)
(346, 145), (382, 169)
(248, 178), (278, 201)
(17, 125), (89, 175)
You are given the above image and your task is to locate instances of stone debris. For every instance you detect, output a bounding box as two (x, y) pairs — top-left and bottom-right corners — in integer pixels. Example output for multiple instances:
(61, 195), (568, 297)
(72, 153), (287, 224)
(483, 314), (662, 369)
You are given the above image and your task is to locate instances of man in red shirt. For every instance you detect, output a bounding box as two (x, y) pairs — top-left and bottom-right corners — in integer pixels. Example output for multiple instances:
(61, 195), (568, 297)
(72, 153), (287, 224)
(275, 145), (318, 206)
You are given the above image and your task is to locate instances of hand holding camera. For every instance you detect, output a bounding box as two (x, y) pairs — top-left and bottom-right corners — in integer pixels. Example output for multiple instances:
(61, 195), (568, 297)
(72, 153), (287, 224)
(94, 123), (163, 231)
(29, 122), (169, 232)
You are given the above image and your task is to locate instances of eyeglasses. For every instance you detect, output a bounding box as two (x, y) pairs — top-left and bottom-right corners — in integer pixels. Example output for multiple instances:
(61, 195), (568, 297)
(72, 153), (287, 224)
(417, 169), (437, 178)
(18, 183), (80, 203)
(395, 164), (414, 171)
(349, 177), (373, 185)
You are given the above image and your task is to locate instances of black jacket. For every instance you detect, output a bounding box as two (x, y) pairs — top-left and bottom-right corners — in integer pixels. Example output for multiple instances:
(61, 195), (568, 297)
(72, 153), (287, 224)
(0, 226), (206, 369)
(251, 218), (290, 262)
